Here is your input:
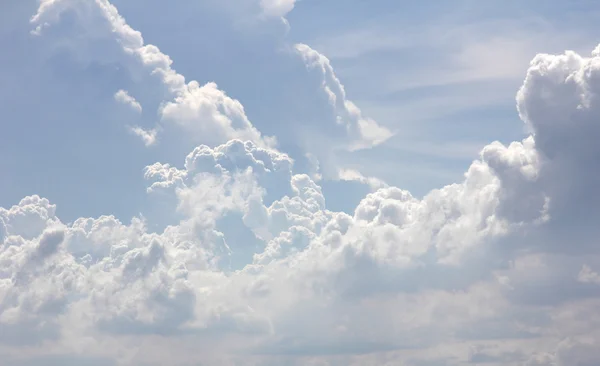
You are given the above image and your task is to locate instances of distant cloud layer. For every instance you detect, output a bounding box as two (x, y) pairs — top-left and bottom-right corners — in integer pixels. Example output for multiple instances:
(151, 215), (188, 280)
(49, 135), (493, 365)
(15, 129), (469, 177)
(1, 0), (600, 365)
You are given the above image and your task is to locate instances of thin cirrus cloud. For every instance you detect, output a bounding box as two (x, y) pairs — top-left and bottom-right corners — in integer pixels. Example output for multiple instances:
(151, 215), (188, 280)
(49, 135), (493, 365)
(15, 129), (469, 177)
(1, 0), (600, 365)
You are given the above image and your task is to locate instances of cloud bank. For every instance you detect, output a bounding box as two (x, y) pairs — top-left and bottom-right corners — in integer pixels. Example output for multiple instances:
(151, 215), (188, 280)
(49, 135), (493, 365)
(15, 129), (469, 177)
(1, 0), (599, 365)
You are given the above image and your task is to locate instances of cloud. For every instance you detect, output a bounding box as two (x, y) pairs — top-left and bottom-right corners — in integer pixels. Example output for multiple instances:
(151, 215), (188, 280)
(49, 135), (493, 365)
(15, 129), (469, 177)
(31, 0), (275, 149)
(0, 196), (58, 240)
(292, 43), (393, 179)
(338, 169), (388, 191)
(28, 0), (389, 186)
(114, 89), (142, 113)
(2, 0), (600, 365)
(578, 265), (600, 284)
(294, 44), (393, 151)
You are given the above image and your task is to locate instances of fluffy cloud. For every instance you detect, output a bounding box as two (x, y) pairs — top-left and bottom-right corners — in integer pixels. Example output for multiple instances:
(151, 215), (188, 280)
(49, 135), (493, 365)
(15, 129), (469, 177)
(31, 0), (274, 149)
(29, 0), (392, 184)
(2, 0), (600, 365)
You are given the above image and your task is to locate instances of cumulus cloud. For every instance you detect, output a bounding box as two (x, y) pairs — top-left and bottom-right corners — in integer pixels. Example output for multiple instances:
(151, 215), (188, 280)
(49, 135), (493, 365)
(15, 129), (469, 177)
(2, 0), (600, 365)
(294, 44), (393, 151)
(293, 43), (394, 179)
(31, 0), (275, 149)
(29, 0), (392, 185)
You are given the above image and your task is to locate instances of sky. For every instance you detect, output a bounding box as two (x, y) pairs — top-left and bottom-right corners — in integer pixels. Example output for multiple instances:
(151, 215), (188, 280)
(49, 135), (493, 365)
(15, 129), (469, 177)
(1, 0), (600, 365)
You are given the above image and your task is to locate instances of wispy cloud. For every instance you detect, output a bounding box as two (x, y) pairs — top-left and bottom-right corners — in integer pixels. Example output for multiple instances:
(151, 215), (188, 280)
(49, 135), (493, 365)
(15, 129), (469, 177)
(311, 16), (595, 91)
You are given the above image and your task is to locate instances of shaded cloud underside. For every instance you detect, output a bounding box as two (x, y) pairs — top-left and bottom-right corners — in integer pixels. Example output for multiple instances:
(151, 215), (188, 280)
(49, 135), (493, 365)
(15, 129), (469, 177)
(1, 0), (600, 365)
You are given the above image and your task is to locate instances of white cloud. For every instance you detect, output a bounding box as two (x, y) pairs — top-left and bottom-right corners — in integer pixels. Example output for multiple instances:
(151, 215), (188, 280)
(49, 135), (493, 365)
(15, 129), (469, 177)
(3, 0), (600, 365)
(31, 0), (275, 149)
(129, 126), (157, 147)
(29, 0), (394, 185)
(338, 169), (388, 191)
(160, 81), (273, 147)
(294, 44), (393, 151)
(114, 89), (142, 113)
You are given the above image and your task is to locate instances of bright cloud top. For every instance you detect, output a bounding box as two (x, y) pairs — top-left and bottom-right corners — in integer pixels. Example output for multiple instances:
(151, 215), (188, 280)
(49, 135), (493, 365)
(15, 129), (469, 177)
(32, 0), (273, 149)
(1, 0), (600, 365)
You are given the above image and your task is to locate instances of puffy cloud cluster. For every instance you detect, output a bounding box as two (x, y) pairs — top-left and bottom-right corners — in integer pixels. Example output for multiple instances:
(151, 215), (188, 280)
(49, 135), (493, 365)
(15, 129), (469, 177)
(31, 0), (273, 149)
(2, 0), (600, 365)
(30, 0), (393, 185)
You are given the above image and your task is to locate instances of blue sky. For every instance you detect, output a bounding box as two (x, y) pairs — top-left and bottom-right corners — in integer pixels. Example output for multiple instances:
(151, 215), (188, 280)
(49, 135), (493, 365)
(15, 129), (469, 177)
(2, 0), (600, 365)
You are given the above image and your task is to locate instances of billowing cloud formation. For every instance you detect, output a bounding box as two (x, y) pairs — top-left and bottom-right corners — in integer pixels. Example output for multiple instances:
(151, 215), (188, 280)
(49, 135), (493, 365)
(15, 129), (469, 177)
(1, 0), (600, 365)
(29, 0), (391, 183)
(294, 43), (394, 179)
(32, 0), (274, 149)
